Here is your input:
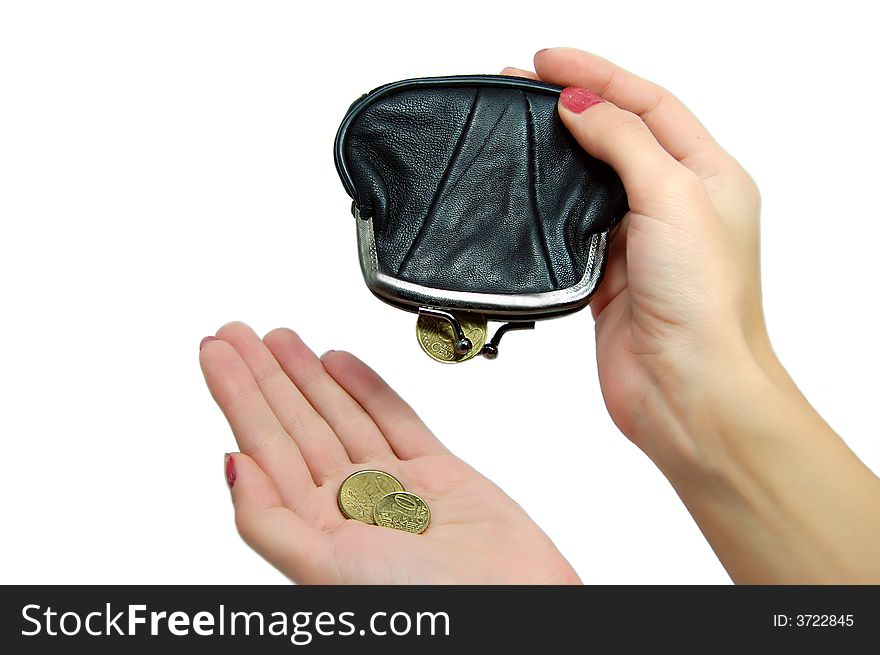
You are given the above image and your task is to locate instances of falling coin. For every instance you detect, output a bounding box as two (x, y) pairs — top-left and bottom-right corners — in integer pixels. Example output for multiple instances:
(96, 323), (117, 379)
(337, 470), (405, 524)
(373, 491), (431, 534)
(416, 311), (487, 363)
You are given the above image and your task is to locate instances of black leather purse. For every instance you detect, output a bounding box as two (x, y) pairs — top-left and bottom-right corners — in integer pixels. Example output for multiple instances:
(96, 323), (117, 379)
(334, 75), (628, 363)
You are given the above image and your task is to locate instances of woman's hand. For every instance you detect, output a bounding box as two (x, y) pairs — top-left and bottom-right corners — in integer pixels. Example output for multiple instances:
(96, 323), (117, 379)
(504, 49), (880, 583)
(200, 322), (579, 584)
(507, 49), (770, 470)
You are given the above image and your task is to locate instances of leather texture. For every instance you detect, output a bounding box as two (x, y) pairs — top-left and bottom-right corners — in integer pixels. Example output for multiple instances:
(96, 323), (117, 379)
(335, 75), (628, 297)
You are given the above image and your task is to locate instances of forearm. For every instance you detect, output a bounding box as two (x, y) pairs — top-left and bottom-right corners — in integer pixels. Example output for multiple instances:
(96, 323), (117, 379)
(655, 351), (880, 583)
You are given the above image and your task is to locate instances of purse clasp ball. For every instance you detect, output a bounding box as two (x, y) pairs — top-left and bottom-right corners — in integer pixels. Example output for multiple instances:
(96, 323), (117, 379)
(415, 307), (535, 363)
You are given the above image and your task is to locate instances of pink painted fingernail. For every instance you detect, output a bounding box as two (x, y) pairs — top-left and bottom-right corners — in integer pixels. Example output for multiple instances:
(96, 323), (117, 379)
(200, 336), (217, 351)
(560, 86), (604, 114)
(224, 453), (236, 489)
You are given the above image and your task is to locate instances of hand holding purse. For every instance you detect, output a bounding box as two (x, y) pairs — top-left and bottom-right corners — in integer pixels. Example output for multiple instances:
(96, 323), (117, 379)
(334, 75), (628, 362)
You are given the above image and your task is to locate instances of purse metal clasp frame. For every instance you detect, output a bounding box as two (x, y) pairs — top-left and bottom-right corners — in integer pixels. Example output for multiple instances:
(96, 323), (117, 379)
(417, 306), (535, 361)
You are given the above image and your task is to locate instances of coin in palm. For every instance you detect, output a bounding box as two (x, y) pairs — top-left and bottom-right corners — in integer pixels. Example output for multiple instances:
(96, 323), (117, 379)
(373, 491), (431, 534)
(337, 470), (404, 524)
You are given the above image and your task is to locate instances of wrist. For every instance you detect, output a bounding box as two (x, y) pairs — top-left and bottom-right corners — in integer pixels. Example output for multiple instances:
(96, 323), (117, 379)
(645, 338), (880, 582)
(633, 333), (775, 479)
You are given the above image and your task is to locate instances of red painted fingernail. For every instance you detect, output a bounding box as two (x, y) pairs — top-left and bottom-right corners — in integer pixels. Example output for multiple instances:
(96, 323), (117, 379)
(224, 453), (236, 489)
(560, 86), (604, 114)
(200, 336), (217, 351)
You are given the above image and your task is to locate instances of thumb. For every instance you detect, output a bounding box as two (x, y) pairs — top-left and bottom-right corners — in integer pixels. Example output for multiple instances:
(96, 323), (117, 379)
(558, 86), (702, 218)
(224, 453), (333, 583)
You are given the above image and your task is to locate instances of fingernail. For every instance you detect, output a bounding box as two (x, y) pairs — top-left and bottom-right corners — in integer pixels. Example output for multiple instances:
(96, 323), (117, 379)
(200, 336), (217, 351)
(224, 453), (236, 489)
(320, 349), (336, 360)
(560, 86), (604, 114)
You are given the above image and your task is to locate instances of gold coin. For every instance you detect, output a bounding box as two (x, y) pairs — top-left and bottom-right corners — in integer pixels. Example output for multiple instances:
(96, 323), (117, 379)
(337, 470), (405, 524)
(416, 312), (487, 363)
(373, 491), (431, 534)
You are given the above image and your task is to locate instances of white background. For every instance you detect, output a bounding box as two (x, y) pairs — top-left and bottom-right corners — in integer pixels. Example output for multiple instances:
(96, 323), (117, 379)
(1, 1), (877, 585)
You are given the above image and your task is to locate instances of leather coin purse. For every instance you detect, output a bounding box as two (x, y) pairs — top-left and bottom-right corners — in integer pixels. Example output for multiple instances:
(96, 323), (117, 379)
(334, 75), (628, 363)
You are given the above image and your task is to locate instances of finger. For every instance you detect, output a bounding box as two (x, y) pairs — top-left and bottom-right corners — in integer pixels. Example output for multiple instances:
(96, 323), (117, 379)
(263, 328), (395, 464)
(589, 214), (630, 319)
(500, 66), (539, 80)
(320, 351), (449, 460)
(226, 453), (335, 584)
(200, 337), (314, 506)
(557, 88), (703, 217)
(215, 322), (352, 484)
(535, 48), (717, 163)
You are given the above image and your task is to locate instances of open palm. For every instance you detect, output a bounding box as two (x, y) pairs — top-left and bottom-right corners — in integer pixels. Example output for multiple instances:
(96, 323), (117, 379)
(199, 322), (579, 584)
